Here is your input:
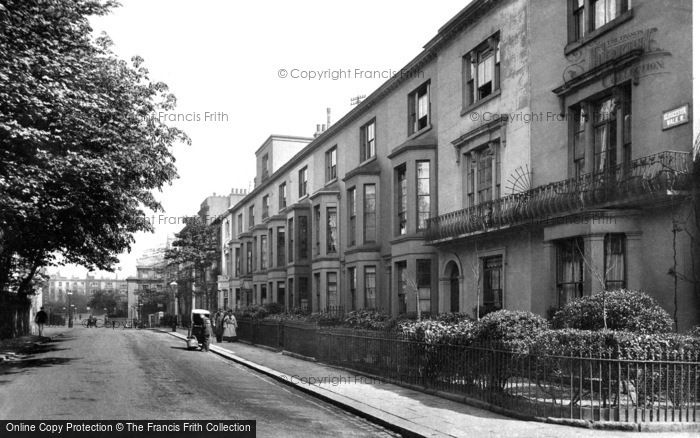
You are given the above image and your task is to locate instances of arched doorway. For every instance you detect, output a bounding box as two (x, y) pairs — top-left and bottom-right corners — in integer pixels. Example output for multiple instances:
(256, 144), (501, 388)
(447, 262), (460, 313)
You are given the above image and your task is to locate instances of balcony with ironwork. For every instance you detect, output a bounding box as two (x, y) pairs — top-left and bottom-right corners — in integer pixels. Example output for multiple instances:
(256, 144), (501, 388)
(426, 151), (693, 244)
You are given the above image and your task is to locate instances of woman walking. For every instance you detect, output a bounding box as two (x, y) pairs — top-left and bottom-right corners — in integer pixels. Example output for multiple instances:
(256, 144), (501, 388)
(222, 311), (237, 342)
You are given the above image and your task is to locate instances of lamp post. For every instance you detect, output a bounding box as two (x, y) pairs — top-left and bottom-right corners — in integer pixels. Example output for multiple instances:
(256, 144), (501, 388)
(169, 281), (179, 328)
(66, 291), (73, 328)
(191, 270), (196, 328)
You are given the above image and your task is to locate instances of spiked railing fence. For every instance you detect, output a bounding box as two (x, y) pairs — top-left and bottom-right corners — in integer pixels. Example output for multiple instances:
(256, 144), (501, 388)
(235, 319), (700, 424)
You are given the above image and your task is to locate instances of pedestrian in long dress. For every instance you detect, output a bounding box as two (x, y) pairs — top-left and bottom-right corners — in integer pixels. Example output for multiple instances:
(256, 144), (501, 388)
(223, 311), (237, 342)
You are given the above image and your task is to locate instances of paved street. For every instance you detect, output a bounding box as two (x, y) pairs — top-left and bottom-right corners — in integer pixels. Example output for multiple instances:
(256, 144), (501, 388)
(1, 327), (697, 438)
(0, 327), (397, 438)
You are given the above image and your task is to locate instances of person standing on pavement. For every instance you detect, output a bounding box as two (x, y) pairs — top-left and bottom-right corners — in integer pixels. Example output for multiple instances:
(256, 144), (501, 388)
(201, 315), (213, 352)
(222, 310), (237, 342)
(213, 309), (223, 343)
(35, 307), (48, 336)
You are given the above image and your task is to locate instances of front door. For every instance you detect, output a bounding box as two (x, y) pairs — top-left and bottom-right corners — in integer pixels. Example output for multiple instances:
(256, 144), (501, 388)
(449, 265), (460, 313)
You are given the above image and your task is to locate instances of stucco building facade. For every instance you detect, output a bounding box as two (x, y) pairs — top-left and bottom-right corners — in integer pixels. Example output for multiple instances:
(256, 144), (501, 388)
(217, 0), (698, 329)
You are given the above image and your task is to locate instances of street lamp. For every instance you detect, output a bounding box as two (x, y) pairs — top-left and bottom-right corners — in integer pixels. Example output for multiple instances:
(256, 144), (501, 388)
(66, 291), (73, 328)
(169, 281), (179, 328)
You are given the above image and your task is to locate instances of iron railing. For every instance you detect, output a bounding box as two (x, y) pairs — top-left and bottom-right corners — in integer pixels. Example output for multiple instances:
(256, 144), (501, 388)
(426, 151), (693, 243)
(317, 331), (699, 424)
(235, 320), (700, 424)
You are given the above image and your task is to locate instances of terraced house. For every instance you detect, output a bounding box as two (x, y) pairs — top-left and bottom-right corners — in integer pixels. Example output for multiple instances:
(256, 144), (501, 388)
(218, 0), (698, 329)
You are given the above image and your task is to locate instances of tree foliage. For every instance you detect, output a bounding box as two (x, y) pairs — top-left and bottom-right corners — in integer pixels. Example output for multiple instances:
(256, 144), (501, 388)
(87, 289), (119, 314)
(165, 218), (218, 273)
(0, 0), (189, 295)
(139, 286), (171, 315)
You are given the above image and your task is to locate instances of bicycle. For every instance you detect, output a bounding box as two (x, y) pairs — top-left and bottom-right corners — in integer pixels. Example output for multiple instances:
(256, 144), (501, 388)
(81, 319), (98, 328)
(101, 320), (120, 329)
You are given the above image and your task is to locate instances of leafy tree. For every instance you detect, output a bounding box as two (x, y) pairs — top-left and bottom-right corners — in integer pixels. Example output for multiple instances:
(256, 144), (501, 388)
(87, 289), (120, 314)
(70, 293), (89, 314)
(165, 218), (219, 311)
(0, 1), (188, 309)
(139, 286), (171, 316)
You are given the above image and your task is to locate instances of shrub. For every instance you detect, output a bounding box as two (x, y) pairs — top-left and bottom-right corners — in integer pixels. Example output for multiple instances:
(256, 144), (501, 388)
(474, 310), (549, 352)
(552, 290), (674, 334)
(342, 310), (396, 331)
(533, 329), (700, 360)
(401, 319), (476, 345)
(434, 312), (474, 324)
(235, 305), (270, 320)
(306, 312), (345, 326)
(263, 302), (284, 316)
(686, 326), (700, 338)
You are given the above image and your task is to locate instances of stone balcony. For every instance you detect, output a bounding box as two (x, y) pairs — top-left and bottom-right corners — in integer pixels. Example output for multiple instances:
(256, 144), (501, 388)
(425, 151), (693, 244)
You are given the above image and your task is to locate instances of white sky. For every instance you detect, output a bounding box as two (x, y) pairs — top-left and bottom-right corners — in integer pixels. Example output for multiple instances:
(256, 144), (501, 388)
(51, 0), (471, 279)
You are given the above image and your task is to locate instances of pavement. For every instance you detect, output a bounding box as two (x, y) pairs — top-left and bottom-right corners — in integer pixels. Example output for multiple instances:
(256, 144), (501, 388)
(164, 327), (699, 438)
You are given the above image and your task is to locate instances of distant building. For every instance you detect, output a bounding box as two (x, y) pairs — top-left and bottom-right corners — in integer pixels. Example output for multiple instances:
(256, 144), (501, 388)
(46, 272), (126, 303)
(126, 248), (168, 320)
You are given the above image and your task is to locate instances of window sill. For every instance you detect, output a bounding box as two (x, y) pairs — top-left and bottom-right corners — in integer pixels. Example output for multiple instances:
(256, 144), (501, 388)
(358, 156), (377, 167)
(461, 90), (502, 118)
(407, 124), (432, 141)
(390, 232), (427, 245)
(324, 177), (338, 187)
(565, 10), (634, 55)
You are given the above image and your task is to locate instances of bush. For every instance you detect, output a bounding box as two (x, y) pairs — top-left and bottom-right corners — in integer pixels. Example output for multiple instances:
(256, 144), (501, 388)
(552, 290), (674, 334)
(474, 310), (549, 352)
(398, 319), (477, 345)
(686, 326), (700, 338)
(534, 329), (700, 360)
(434, 312), (474, 324)
(263, 302), (283, 316)
(342, 310), (396, 331)
(305, 311), (345, 326)
(236, 305), (269, 320)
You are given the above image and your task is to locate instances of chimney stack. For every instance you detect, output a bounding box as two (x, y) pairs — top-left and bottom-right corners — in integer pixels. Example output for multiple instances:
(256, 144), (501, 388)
(327, 107), (332, 128)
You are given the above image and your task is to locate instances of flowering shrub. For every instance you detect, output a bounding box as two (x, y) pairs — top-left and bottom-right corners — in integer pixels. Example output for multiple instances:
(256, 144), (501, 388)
(552, 290), (674, 334)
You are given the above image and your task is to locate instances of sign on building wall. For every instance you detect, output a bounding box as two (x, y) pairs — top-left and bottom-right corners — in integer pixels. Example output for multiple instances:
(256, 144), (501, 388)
(662, 104), (690, 130)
